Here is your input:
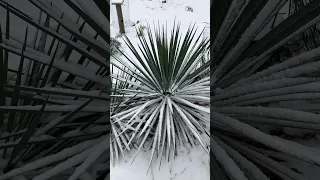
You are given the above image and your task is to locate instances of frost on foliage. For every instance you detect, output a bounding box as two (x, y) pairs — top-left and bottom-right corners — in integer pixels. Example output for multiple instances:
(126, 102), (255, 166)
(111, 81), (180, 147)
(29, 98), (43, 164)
(0, 138), (102, 180)
(213, 112), (320, 165)
(211, 136), (248, 180)
(213, 81), (320, 106)
(212, 0), (247, 53)
(68, 135), (109, 180)
(0, 105), (108, 113)
(215, 137), (270, 180)
(214, 0), (285, 79)
(213, 106), (320, 124)
(0, 43), (109, 86)
(32, 147), (95, 180)
(228, 42), (320, 89)
(213, 77), (320, 101)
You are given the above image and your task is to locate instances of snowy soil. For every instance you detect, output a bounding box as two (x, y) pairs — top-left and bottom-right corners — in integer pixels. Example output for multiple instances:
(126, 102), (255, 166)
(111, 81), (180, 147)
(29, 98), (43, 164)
(111, 144), (209, 180)
(111, 112), (210, 180)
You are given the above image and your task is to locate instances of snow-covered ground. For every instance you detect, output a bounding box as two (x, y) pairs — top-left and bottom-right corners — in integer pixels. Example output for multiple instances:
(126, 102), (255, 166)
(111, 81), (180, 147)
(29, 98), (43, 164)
(110, 0), (210, 37)
(110, 0), (210, 60)
(111, 124), (210, 180)
(111, 144), (209, 180)
(110, 1), (210, 179)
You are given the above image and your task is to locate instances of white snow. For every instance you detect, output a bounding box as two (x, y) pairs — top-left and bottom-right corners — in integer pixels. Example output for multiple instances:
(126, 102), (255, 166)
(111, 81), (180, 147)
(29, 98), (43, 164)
(111, 143), (209, 180)
(112, 0), (124, 4)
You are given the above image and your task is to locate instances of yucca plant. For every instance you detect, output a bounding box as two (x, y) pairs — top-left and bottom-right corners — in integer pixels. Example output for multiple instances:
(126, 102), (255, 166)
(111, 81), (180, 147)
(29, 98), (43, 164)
(110, 64), (139, 166)
(110, 22), (210, 171)
(0, 0), (110, 179)
(212, 0), (320, 179)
